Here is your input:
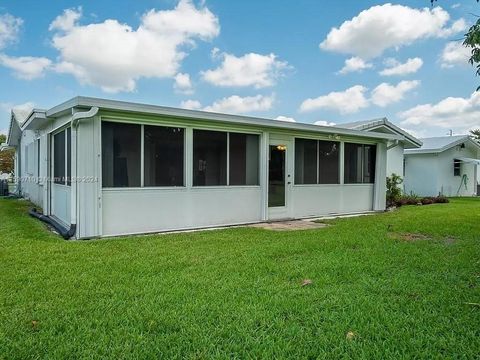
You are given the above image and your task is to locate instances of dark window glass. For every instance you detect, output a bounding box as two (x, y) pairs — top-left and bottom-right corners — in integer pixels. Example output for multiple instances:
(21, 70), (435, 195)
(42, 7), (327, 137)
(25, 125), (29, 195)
(66, 127), (71, 186)
(295, 139), (317, 184)
(344, 143), (376, 184)
(363, 145), (376, 183)
(229, 133), (259, 185)
(144, 125), (184, 187)
(318, 141), (339, 184)
(102, 122), (141, 187)
(193, 130), (227, 186)
(36, 139), (40, 180)
(269, 145), (286, 207)
(53, 130), (65, 185)
(453, 159), (461, 176)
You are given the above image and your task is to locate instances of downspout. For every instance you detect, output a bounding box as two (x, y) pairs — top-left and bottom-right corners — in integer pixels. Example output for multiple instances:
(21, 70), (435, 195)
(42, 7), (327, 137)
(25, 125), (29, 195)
(68, 107), (99, 239)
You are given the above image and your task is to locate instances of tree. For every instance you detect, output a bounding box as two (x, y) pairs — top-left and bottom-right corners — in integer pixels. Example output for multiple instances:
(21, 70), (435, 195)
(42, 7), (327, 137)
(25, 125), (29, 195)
(470, 128), (480, 142)
(0, 134), (14, 174)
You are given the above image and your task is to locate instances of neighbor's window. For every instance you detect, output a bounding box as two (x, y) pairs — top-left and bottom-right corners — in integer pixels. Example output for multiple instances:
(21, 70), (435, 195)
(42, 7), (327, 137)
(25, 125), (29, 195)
(193, 130), (227, 186)
(102, 121), (141, 187)
(318, 141), (339, 184)
(344, 143), (376, 184)
(295, 138), (317, 184)
(229, 133), (260, 185)
(144, 125), (184, 187)
(295, 139), (340, 184)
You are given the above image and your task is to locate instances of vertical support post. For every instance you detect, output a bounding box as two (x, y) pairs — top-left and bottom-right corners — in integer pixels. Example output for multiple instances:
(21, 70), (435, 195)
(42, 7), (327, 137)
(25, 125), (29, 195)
(339, 142), (345, 185)
(373, 141), (387, 211)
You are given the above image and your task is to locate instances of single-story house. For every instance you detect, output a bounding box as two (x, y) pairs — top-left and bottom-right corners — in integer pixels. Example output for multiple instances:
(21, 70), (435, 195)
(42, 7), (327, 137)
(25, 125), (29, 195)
(5, 96), (407, 239)
(338, 118), (422, 180)
(404, 135), (480, 197)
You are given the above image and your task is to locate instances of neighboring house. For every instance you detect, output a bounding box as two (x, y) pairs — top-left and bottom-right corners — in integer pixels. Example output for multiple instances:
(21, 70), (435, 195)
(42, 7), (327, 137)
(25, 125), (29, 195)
(404, 135), (480, 197)
(5, 96), (409, 239)
(338, 118), (422, 179)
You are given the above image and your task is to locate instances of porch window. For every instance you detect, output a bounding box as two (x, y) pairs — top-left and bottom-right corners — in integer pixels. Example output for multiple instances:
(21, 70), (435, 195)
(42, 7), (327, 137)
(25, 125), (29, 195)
(53, 128), (71, 186)
(344, 143), (376, 184)
(294, 139), (340, 184)
(144, 125), (184, 187)
(229, 133), (260, 185)
(102, 122), (141, 187)
(193, 130), (227, 186)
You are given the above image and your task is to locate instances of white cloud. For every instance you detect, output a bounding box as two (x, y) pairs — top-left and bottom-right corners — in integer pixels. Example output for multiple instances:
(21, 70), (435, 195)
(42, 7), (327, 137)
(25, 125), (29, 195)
(320, 4), (466, 59)
(451, 3), (461, 9)
(50, 1), (220, 92)
(174, 73), (193, 94)
(440, 41), (470, 68)
(202, 52), (289, 88)
(379, 57), (423, 76)
(49, 7), (82, 32)
(314, 120), (336, 126)
(399, 91), (480, 133)
(0, 54), (52, 79)
(0, 13), (22, 49)
(299, 85), (369, 114)
(203, 94), (274, 114)
(338, 56), (372, 74)
(371, 80), (420, 107)
(180, 99), (202, 110)
(275, 116), (296, 122)
(180, 94), (275, 114)
(0, 128), (7, 136)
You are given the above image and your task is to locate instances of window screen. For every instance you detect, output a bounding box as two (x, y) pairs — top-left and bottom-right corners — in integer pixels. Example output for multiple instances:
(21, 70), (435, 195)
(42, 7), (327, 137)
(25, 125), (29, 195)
(229, 133), (259, 185)
(144, 125), (184, 187)
(102, 122), (141, 187)
(53, 131), (66, 185)
(318, 141), (339, 184)
(295, 139), (317, 184)
(344, 143), (376, 184)
(193, 130), (227, 186)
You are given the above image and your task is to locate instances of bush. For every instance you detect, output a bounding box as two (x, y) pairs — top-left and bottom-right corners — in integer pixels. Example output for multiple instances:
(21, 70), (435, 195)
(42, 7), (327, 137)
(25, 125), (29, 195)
(394, 194), (449, 207)
(433, 195), (449, 203)
(386, 173), (403, 207)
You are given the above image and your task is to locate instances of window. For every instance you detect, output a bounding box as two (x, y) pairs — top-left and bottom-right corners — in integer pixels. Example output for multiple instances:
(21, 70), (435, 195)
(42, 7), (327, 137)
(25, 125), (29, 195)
(36, 139), (40, 183)
(453, 159), (461, 176)
(319, 141), (339, 184)
(193, 130), (227, 186)
(102, 122), (141, 187)
(295, 139), (317, 184)
(53, 128), (71, 185)
(229, 133), (259, 185)
(344, 143), (376, 184)
(144, 125), (184, 187)
(295, 139), (340, 184)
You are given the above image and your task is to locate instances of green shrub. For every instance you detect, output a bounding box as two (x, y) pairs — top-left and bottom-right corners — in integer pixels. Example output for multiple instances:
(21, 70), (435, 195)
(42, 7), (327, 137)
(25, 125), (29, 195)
(386, 173), (403, 207)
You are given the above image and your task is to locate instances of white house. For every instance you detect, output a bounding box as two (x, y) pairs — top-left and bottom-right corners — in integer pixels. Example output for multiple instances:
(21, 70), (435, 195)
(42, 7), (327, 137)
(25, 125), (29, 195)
(339, 118), (422, 179)
(404, 135), (480, 197)
(4, 96), (407, 239)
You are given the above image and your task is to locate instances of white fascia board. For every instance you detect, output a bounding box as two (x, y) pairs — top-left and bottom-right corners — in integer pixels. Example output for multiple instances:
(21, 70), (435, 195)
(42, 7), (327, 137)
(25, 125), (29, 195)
(405, 136), (480, 155)
(46, 96), (401, 142)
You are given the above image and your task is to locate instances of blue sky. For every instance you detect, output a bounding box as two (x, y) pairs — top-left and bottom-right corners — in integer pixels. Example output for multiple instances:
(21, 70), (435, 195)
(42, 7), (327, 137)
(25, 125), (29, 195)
(1, 0), (479, 138)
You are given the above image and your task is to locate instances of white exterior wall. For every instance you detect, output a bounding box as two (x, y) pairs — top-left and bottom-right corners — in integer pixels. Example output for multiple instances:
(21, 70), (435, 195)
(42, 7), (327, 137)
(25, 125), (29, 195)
(386, 144), (404, 178)
(18, 129), (43, 208)
(404, 145), (478, 197)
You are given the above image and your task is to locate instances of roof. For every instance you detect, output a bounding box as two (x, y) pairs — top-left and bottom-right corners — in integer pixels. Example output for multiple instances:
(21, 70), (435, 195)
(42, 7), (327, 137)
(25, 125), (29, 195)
(41, 96), (401, 141)
(405, 135), (480, 155)
(338, 118), (422, 148)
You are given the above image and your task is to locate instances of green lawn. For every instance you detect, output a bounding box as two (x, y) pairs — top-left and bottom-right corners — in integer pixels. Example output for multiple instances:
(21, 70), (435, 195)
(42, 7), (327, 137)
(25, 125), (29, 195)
(0, 198), (479, 359)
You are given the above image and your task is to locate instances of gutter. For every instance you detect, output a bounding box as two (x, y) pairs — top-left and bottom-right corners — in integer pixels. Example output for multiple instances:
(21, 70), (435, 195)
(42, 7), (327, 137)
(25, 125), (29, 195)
(68, 107), (99, 239)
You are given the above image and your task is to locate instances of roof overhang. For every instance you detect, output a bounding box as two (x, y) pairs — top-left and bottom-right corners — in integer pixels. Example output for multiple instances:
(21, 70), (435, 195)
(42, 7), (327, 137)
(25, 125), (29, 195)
(405, 136), (480, 155)
(46, 96), (401, 142)
(21, 109), (48, 131)
(457, 157), (480, 165)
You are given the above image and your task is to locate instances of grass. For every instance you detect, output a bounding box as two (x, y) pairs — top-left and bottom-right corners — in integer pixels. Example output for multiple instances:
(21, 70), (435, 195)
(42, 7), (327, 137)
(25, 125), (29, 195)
(0, 198), (479, 359)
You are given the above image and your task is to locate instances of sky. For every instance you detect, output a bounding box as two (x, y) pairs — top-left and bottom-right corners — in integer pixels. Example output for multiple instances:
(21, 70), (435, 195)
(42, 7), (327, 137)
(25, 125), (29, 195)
(0, 0), (479, 139)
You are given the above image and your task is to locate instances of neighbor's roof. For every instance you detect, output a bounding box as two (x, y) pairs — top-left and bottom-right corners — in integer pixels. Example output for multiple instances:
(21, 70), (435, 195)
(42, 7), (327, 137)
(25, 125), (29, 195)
(404, 135), (480, 155)
(338, 118), (422, 148)
(42, 96), (401, 141)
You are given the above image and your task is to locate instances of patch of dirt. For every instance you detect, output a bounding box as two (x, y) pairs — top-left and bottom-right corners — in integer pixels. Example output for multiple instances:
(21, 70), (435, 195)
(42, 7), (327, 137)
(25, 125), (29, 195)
(249, 220), (328, 231)
(389, 232), (457, 244)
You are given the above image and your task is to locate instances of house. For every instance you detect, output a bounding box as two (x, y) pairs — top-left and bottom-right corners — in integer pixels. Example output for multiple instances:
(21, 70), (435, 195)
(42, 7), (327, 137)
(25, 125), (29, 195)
(404, 135), (480, 197)
(4, 96), (406, 239)
(338, 118), (422, 180)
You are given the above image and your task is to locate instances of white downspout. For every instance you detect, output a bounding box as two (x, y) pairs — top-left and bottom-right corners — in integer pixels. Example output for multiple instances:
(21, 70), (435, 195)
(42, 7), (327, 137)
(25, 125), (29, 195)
(70, 107), (99, 238)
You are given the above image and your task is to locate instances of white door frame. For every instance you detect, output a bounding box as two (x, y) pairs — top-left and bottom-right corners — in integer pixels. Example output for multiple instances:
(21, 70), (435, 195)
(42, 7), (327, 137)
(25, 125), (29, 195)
(268, 137), (293, 220)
